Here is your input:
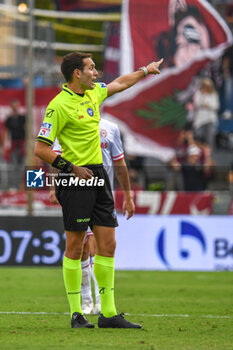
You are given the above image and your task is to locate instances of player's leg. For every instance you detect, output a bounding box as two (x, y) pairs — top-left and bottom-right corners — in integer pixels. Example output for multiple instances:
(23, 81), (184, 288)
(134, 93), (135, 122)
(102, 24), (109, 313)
(92, 225), (117, 316)
(90, 167), (117, 318)
(89, 233), (96, 257)
(81, 233), (93, 314)
(63, 230), (94, 328)
(93, 225), (141, 328)
(88, 235), (101, 314)
(91, 166), (141, 328)
(56, 174), (97, 328)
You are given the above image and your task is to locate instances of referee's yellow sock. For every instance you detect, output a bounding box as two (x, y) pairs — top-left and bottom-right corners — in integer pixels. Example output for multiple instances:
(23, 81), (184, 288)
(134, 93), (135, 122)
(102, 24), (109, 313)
(63, 256), (83, 317)
(94, 254), (117, 317)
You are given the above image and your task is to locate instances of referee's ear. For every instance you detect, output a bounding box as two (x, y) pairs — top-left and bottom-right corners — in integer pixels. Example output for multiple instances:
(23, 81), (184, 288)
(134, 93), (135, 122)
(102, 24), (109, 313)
(73, 68), (82, 79)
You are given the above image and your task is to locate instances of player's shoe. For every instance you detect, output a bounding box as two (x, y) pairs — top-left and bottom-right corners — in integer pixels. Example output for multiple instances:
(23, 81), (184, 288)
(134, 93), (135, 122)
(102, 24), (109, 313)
(93, 302), (101, 315)
(81, 301), (94, 315)
(98, 313), (142, 329)
(71, 312), (95, 328)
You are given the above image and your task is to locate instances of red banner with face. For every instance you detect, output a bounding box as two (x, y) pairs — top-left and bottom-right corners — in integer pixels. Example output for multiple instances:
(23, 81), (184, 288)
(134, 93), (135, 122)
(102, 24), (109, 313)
(102, 0), (233, 161)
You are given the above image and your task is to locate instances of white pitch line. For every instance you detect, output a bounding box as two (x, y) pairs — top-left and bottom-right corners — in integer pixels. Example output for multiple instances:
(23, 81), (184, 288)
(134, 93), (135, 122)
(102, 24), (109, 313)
(0, 311), (69, 315)
(125, 313), (232, 319)
(0, 311), (231, 319)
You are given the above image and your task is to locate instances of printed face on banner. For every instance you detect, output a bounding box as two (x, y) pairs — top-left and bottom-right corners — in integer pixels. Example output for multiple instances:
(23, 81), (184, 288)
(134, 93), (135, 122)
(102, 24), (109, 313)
(128, 0), (229, 69)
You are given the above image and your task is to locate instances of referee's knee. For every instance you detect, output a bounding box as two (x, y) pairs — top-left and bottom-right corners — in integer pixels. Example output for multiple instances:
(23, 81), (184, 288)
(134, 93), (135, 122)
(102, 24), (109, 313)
(108, 238), (116, 255)
(65, 247), (83, 260)
(97, 238), (116, 257)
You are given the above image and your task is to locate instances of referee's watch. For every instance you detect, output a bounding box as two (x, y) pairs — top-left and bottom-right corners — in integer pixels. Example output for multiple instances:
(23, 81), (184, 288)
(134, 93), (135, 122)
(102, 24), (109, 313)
(139, 66), (149, 77)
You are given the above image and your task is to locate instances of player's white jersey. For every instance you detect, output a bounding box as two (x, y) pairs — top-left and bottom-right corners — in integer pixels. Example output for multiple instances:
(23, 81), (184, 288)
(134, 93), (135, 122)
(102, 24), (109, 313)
(52, 118), (124, 189)
(99, 118), (124, 188)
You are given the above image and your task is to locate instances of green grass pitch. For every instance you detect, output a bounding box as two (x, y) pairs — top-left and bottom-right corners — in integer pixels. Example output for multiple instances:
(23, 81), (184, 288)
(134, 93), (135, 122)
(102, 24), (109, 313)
(0, 268), (232, 350)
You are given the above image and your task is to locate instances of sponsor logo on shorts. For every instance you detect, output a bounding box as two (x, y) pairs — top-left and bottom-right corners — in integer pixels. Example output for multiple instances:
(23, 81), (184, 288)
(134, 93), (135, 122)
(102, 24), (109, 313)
(76, 218), (90, 223)
(112, 209), (117, 219)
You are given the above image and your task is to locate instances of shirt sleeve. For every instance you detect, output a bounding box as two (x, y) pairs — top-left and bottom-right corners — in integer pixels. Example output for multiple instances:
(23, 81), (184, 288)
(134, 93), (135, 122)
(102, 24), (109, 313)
(52, 137), (62, 155)
(94, 82), (108, 106)
(36, 103), (66, 146)
(111, 125), (124, 162)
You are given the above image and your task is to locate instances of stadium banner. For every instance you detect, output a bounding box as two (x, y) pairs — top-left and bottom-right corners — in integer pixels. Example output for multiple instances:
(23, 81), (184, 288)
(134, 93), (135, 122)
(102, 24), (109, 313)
(102, 0), (233, 161)
(115, 191), (213, 214)
(0, 190), (213, 214)
(0, 215), (233, 271)
(115, 215), (233, 271)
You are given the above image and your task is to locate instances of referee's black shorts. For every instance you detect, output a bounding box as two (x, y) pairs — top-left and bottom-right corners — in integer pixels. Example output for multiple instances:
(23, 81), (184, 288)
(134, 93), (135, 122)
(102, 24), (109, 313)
(55, 164), (118, 232)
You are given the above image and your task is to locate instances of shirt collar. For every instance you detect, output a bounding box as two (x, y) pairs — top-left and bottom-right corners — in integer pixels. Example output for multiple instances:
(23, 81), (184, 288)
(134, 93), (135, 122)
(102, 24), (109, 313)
(62, 84), (74, 96)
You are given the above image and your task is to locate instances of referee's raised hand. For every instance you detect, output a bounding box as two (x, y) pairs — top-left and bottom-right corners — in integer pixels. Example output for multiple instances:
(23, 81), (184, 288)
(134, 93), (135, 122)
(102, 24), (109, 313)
(146, 58), (164, 75)
(73, 165), (94, 179)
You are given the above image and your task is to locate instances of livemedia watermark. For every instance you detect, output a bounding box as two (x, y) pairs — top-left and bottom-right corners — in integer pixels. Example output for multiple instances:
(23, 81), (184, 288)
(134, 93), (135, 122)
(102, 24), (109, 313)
(25, 167), (105, 190)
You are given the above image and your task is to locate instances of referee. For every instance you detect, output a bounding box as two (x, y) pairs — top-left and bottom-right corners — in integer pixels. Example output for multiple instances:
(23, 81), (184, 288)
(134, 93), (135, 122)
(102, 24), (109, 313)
(35, 52), (163, 329)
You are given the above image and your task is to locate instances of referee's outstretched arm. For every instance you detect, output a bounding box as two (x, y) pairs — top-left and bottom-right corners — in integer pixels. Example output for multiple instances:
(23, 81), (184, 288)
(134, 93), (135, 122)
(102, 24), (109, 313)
(107, 59), (163, 97)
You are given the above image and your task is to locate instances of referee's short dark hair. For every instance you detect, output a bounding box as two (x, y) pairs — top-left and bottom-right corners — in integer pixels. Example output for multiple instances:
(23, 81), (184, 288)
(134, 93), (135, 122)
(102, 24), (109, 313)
(61, 52), (92, 82)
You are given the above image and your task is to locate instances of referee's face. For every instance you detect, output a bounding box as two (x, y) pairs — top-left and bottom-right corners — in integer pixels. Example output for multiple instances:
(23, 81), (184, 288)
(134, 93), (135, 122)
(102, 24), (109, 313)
(80, 58), (98, 90)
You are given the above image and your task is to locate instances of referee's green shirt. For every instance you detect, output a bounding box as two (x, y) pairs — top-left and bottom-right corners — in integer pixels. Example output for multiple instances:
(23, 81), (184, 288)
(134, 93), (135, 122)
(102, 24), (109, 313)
(36, 83), (108, 166)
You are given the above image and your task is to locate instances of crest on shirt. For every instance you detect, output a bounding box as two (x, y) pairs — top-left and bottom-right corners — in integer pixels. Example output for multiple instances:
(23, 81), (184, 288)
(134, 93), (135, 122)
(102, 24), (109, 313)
(100, 129), (107, 138)
(87, 108), (94, 117)
(45, 109), (55, 118)
(99, 82), (107, 88)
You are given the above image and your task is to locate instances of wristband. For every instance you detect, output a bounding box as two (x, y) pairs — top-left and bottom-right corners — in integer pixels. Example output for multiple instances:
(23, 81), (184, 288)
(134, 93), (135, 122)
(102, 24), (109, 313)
(139, 66), (149, 77)
(52, 155), (74, 173)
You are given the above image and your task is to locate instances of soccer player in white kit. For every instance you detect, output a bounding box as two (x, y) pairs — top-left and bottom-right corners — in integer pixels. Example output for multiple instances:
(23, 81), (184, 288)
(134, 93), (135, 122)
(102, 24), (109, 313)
(51, 118), (134, 314)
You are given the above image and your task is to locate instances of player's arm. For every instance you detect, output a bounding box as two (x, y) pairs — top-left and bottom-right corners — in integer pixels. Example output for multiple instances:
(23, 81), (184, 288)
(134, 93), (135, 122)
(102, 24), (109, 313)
(34, 140), (58, 164)
(34, 140), (94, 179)
(114, 158), (135, 220)
(49, 139), (61, 204)
(107, 59), (163, 97)
(49, 167), (59, 205)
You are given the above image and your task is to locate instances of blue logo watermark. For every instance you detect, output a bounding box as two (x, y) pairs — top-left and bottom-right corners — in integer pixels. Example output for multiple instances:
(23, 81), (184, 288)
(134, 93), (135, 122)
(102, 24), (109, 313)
(26, 168), (45, 188)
